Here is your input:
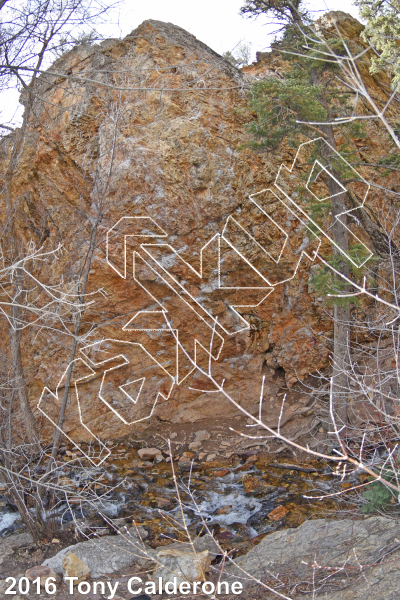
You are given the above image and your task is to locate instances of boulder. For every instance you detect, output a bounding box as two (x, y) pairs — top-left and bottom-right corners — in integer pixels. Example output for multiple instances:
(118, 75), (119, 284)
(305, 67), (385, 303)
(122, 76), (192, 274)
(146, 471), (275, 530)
(161, 533), (221, 560)
(0, 18), (350, 445)
(138, 448), (162, 461)
(226, 516), (400, 599)
(42, 527), (155, 579)
(154, 548), (210, 585)
(62, 552), (90, 583)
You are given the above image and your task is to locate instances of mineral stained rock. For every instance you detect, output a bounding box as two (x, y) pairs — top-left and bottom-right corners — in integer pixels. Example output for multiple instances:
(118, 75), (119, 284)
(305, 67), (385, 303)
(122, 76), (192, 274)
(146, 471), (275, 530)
(1, 15), (389, 443)
(62, 552), (90, 583)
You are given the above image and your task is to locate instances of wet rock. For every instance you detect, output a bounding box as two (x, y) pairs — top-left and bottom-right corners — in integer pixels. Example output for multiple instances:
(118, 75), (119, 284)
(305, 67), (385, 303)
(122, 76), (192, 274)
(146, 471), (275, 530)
(240, 451), (258, 461)
(247, 501), (278, 529)
(216, 531), (235, 540)
(131, 525), (149, 538)
(155, 497), (173, 509)
(245, 455), (258, 464)
(138, 448), (162, 461)
(62, 552), (90, 583)
(178, 451), (198, 471)
(268, 505), (289, 521)
(216, 505), (233, 515)
(230, 522), (250, 537)
(196, 522), (221, 537)
(242, 475), (277, 495)
(182, 451), (195, 458)
(131, 459), (146, 468)
(160, 531), (179, 542)
(213, 469), (230, 477)
(206, 454), (216, 461)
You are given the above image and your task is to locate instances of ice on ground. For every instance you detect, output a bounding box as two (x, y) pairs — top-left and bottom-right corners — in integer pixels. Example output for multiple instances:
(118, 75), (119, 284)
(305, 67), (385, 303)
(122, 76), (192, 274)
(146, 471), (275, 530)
(195, 491), (262, 527)
(0, 509), (20, 534)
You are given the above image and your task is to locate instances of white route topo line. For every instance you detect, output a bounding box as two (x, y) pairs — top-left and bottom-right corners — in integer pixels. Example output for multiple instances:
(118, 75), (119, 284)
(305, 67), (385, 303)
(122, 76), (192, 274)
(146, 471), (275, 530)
(39, 138), (375, 463)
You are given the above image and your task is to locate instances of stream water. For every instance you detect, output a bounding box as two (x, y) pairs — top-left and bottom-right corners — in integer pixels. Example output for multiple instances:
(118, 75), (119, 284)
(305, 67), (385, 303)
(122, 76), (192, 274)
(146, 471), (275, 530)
(0, 447), (349, 553)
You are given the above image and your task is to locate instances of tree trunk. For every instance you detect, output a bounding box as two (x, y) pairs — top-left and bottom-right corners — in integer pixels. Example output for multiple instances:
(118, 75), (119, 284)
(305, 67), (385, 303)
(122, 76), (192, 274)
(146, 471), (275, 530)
(323, 130), (351, 428)
(330, 184), (351, 427)
(9, 326), (40, 448)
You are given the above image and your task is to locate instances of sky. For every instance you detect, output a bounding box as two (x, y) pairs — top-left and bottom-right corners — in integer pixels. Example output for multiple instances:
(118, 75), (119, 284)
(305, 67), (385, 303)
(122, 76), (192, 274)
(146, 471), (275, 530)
(2, 0), (361, 128)
(101, 0), (359, 59)
(104, 0), (361, 59)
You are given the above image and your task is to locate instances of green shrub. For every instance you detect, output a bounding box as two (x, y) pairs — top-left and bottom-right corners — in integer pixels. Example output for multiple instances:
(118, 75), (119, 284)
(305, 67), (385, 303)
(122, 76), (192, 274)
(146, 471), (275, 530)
(361, 469), (397, 513)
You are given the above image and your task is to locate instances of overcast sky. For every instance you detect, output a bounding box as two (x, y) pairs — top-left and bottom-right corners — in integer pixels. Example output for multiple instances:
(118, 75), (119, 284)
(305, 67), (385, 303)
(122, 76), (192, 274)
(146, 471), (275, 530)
(2, 0), (361, 127)
(104, 0), (361, 57)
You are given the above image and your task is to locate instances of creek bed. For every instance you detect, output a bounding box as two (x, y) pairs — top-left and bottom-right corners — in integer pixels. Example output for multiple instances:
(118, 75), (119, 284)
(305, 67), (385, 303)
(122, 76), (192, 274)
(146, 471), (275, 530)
(0, 445), (356, 557)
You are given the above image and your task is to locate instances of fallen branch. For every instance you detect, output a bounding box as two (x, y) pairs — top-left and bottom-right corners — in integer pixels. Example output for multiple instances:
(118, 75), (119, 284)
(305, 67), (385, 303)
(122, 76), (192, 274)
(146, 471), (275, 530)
(269, 463), (326, 473)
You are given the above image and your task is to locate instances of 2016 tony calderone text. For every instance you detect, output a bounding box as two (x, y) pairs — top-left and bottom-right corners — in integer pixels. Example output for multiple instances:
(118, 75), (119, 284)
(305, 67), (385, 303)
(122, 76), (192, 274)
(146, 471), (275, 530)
(4, 576), (243, 597)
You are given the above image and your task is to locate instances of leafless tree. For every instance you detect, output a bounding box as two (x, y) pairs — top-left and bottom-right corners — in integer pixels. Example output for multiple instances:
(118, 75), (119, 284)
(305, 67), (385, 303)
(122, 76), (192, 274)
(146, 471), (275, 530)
(0, 0), (116, 538)
(0, 6), (250, 539)
(0, 0), (110, 128)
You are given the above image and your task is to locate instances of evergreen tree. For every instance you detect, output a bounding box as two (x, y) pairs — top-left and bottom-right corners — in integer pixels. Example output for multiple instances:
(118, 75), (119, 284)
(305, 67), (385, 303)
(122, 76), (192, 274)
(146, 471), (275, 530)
(355, 0), (400, 89)
(240, 0), (379, 426)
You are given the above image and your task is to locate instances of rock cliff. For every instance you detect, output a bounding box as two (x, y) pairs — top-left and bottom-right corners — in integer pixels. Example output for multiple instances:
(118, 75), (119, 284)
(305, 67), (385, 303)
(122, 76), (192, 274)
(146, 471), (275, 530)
(0, 15), (394, 443)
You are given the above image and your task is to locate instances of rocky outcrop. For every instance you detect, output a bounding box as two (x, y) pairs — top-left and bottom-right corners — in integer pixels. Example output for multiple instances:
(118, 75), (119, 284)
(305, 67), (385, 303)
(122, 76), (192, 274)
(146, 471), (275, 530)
(227, 516), (400, 599)
(0, 15), (394, 442)
(42, 527), (154, 579)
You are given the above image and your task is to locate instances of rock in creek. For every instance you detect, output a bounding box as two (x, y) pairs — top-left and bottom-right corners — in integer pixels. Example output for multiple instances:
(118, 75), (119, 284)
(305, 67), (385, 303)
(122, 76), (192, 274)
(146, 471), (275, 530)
(242, 474), (277, 495)
(138, 448), (162, 461)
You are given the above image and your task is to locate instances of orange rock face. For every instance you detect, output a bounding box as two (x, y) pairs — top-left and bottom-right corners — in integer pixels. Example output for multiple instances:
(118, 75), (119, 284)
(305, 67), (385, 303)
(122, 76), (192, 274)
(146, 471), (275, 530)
(2, 17), (389, 444)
